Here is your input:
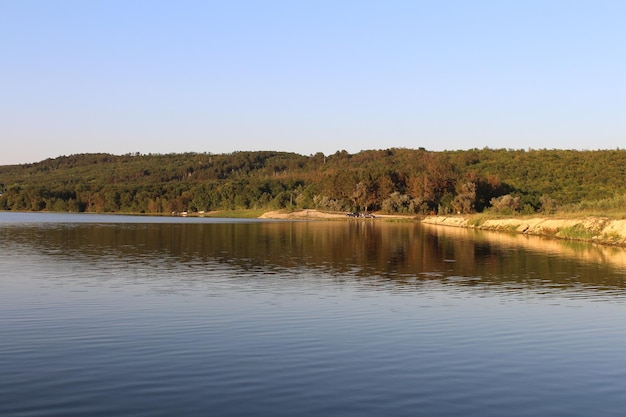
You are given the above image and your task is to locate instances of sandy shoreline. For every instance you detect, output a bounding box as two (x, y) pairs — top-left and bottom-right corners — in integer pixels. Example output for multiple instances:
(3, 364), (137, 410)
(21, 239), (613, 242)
(258, 209), (408, 220)
(422, 215), (626, 246)
(258, 210), (626, 246)
(258, 209), (347, 219)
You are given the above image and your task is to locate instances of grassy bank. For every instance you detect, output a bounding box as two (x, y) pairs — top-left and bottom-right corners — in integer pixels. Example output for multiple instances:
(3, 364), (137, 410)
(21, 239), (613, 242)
(200, 209), (268, 218)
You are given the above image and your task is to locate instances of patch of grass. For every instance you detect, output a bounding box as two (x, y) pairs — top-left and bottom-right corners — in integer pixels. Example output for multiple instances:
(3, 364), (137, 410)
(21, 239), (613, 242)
(204, 209), (266, 218)
(559, 194), (626, 219)
(555, 210), (626, 220)
(467, 213), (492, 227)
(601, 230), (621, 242)
(559, 224), (595, 240)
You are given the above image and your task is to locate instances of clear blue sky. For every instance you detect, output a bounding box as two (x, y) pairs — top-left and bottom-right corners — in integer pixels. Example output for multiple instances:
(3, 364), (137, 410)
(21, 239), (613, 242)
(1, 0), (624, 165)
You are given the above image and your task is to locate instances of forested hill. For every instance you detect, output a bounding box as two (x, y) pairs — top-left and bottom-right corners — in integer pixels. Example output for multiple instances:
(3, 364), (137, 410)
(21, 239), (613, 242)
(1, 148), (625, 215)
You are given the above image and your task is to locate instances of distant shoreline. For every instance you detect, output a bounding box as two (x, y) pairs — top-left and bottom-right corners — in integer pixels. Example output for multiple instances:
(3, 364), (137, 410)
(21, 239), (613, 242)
(3, 208), (626, 247)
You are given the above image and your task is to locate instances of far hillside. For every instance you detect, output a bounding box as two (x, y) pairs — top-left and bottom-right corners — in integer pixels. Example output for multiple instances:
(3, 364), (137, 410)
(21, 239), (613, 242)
(1, 148), (625, 215)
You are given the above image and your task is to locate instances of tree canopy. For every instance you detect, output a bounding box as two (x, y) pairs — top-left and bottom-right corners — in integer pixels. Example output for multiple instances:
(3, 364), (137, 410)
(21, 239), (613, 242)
(1, 148), (625, 215)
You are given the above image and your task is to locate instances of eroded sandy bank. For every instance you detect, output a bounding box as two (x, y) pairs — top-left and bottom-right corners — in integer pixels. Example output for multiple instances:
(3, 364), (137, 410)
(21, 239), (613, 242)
(422, 215), (626, 246)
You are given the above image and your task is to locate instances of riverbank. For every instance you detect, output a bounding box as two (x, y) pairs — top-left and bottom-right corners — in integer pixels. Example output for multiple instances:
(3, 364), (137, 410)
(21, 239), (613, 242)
(258, 209), (347, 219)
(258, 209), (408, 220)
(422, 215), (626, 246)
(257, 210), (626, 246)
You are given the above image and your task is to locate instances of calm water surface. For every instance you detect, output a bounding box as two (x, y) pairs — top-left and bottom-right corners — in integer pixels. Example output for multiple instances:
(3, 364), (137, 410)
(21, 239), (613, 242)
(1, 212), (625, 416)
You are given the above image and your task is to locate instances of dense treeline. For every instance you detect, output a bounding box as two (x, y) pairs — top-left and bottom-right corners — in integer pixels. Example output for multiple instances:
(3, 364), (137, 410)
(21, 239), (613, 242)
(1, 148), (625, 215)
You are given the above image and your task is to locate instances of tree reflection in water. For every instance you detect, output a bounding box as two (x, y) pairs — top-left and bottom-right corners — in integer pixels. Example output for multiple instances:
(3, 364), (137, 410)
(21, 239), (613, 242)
(2, 219), (624, 295)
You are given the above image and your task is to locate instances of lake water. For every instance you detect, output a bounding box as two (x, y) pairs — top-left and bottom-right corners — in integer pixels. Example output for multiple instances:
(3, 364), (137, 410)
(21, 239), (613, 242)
(1, 212), (625, 417)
